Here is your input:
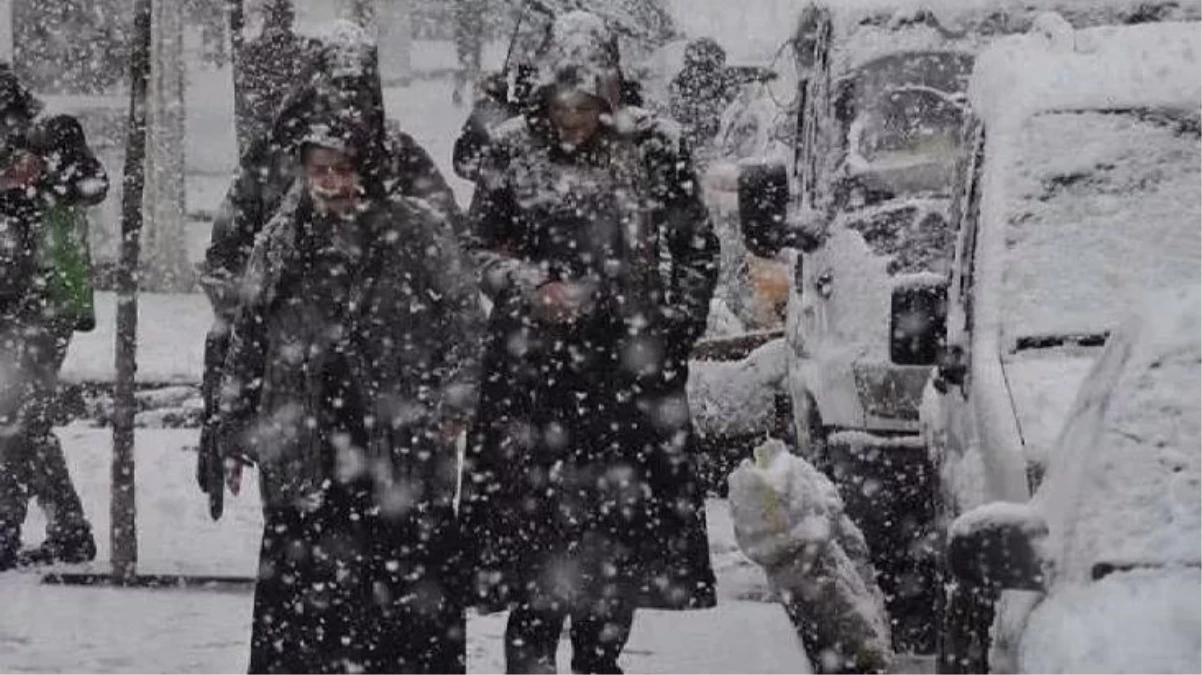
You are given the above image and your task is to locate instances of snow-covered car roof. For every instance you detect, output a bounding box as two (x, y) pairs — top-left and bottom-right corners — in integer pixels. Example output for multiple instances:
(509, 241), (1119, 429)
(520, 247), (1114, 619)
(1034, 285), (1201, 576)
(800, 0), (1201, 33)
(795, 0), (1202, 73)
(969, 20), (1202, 128)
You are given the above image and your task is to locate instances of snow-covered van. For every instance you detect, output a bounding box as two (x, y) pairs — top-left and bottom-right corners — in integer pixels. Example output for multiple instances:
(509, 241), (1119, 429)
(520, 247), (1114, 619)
(945, 286), (1201, 674)
(729, 0), (1200, 653)
(920, 19), (1201, 672)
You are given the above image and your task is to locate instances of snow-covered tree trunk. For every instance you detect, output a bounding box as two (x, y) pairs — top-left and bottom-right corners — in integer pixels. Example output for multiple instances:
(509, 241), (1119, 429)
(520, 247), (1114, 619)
(112, 0), (153, 582)
(141, 0), (189, 290)
(375, 0), (412, 86)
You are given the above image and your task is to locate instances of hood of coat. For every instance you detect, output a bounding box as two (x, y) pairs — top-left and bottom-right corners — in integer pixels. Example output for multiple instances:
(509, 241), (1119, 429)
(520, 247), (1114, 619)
(533, 11), (625, 113)
(264, 20), (387, 187)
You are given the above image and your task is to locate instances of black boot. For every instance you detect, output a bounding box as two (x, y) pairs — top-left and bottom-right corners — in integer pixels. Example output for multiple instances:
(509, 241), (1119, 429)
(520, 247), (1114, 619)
(17, 522), (96, 566)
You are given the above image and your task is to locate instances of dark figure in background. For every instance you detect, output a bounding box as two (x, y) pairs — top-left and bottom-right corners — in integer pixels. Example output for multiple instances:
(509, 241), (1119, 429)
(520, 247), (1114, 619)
(460, 12), (720, 674)
(235, 0), (310, 154)
(199, 22), (462, 515)
(0, 67), (109, 570)
(216, 84), (483, 673)
(452, 0), (488, 106)
(451, 69), (523, 181)
(669, 38), (738, 155)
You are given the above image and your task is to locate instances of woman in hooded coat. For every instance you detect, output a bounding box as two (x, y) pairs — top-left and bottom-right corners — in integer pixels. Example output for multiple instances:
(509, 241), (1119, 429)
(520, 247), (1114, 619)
(198, 22), (463, 518)
(217, 80), (483, 673)
(460, 11), (721, 674)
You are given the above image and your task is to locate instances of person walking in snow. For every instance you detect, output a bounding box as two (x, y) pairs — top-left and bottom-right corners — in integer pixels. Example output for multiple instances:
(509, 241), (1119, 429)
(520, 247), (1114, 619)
(459, 12), (721, 673)
(216, 83), (483, 672)
(0, 65), (108, 571)
(199, 22), (463, 516)
(669, 38), (738, 157)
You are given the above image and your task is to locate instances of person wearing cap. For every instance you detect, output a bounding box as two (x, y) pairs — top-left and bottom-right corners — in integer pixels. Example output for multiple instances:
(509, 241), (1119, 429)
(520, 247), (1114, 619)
(216, 87), (483, 672)
(460, 11), (720, 674)
(0, 64), (109, 571)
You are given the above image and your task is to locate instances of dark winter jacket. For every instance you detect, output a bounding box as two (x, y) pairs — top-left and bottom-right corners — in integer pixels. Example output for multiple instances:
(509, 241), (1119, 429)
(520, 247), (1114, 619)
(451, 82), (520, 181)
(217, 182), (483, 511)
(0, 112), (108, 319)
(460, 11), (720, 614)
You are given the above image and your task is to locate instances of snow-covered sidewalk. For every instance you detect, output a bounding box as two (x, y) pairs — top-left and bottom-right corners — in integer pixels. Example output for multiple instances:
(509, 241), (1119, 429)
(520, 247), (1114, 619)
(0, 428), (810, 674)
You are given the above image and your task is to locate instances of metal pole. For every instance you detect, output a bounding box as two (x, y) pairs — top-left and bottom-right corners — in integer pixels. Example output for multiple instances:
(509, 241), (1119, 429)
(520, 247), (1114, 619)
(112, 0), (153, 582)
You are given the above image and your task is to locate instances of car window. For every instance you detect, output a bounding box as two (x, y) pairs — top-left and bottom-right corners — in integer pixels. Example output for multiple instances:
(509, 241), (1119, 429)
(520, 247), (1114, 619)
(1000, 108), (1202, 350)
(835, 51), (973, 200)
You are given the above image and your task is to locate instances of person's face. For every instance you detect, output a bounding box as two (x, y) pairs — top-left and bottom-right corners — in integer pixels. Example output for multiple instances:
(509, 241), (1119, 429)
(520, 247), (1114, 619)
(303, 146), (362, 217)
(548, 89), (605, 149)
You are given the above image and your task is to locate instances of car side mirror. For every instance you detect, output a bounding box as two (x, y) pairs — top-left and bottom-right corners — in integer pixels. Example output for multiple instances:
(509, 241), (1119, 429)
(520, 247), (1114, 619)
(738, 161), (790, 258)
(948, 503), (1048, 592)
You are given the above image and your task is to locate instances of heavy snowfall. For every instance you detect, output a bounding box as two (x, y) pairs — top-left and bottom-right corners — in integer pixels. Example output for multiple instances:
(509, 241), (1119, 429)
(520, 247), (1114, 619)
(0, 0), (1198, 673)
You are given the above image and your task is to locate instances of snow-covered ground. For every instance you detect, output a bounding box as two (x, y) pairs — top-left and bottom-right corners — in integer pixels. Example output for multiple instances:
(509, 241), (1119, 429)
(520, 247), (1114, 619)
(0, 428), (808, 674)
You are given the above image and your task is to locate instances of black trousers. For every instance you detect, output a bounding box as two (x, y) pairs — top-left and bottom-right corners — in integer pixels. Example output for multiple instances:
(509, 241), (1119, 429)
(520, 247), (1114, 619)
(504, 599), (635, 675)
(0, 321), (88, 559)
(249, 484), (465, 674)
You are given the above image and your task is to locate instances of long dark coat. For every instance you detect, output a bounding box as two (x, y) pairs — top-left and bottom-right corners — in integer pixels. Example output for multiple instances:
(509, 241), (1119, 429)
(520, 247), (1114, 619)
(460, 97), (721, 613)
(218, 184), (483, 673)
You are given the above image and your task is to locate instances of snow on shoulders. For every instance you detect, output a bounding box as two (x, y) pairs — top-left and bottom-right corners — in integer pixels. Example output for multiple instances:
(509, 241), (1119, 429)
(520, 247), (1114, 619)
(490, 115), (531, 143)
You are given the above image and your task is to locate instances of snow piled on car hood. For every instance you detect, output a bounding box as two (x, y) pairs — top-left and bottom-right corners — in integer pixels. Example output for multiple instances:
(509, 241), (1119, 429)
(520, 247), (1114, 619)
(1019, 566), (1201, 673)
(1035, 286), (1202, 578)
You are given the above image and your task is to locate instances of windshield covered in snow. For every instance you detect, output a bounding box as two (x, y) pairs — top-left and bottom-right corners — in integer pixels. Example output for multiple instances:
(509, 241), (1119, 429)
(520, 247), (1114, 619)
(838, 51), (972, 199)
(1000, 108), (1202, 348)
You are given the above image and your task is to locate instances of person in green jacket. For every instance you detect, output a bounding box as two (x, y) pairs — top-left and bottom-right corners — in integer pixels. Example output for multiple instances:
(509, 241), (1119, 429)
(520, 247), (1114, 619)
(0, 66), (109, 570)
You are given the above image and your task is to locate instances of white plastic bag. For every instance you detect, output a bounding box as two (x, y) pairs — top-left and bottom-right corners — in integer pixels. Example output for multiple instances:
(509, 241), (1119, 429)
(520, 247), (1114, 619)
(728, 439), (893, 672)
